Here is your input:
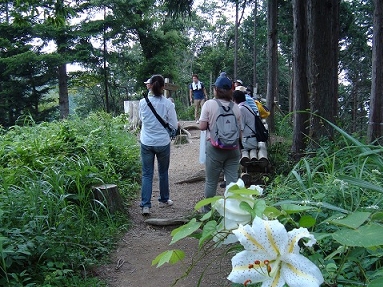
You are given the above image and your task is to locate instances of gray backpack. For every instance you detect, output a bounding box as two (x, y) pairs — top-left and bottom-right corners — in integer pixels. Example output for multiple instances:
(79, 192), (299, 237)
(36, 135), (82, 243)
(210, 99), (239, 150)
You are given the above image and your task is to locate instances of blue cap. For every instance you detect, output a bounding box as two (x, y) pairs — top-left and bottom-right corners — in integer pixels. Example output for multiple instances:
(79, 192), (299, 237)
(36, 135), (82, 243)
(214, 72), (232, 90)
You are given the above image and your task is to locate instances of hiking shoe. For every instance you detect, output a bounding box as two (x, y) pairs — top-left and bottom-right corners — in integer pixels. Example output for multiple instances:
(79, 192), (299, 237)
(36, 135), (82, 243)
(141, 206), (150, 215)
(159, 199), (174, 208)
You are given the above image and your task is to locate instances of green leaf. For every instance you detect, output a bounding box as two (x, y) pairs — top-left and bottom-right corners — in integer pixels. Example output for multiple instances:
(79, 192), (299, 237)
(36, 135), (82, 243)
(227, 183), (241, 192)
(194, 196), (221, 210)
(152, 249), (185, 267)
(199, 220), (217, 247)
(332, 223), (383, 247)
(170, 218), (202, 245)
(239, 201), (253, 214)
(368, 277), (383, 287)
(329, 211), (371, 229)
(371, 212), (383, 223)
(280, 203), (313, 214)
(229, 188), (261, 196)
(299, 215), (316, 228)
(312, 232), (332, 241)
(254, 199), (267, 217)
(263, 206), (281, 218)
(200, 210), (212, 221)
(338, 175), (383, 193)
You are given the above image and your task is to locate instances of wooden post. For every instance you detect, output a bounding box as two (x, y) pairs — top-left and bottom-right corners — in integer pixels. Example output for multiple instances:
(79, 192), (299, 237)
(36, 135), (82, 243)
(164, 78), (169, 98)
(92, 184), (124, 213)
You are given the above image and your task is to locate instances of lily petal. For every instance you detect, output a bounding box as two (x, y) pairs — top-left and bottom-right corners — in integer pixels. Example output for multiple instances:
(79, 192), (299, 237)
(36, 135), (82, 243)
(233, 217), (288, 257)
(249, 184), (264, 195)
(285, 228), (317, 255)
(280, 253), (324, 287)
(228, 250), (271, 284)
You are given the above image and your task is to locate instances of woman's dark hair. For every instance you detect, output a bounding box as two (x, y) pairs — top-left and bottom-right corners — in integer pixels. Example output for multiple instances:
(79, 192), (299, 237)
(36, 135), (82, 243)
(215, 87), (233, 101)
(150, 74), (165, 96)
(232, 90), (246, 104)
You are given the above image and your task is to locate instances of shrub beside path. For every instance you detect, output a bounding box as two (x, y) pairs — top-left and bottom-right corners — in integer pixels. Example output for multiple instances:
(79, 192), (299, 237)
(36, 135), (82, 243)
(96, 122), (232, 287)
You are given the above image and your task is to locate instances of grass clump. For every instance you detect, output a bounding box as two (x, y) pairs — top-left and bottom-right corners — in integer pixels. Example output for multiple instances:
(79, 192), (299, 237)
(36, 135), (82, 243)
(0, 112), (140, 286)
(265, 124), (383, 286)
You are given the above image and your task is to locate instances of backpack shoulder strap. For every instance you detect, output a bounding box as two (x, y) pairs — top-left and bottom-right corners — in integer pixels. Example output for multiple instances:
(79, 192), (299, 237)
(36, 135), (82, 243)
(215, 99), (233, 113)
(144, 95), (170, 131)
(214, 99), (222, 107)
(242, 104), (257, 135)
(243, 104), (256, 116)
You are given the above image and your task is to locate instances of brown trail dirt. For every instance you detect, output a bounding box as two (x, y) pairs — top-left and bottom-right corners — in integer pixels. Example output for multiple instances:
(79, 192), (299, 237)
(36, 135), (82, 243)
(96, 122), (233, 287)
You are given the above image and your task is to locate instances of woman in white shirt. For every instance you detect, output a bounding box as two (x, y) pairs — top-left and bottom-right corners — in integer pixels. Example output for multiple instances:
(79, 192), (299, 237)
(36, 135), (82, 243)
(139, 74), (178, 215)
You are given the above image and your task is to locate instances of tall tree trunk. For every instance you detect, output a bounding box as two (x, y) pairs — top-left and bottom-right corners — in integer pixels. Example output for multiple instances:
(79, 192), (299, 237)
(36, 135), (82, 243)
(368, 0), (383, 144)
(103, 6), (109, 113)
(252, 0), (258, 92)
(234, 1), (239, 81)
(58, 64), (69, 119)
(307, 0), (339, 143)
(266, 0), (278, 133)
(291, 0), (310, 159)
(55, 0), (70, 119)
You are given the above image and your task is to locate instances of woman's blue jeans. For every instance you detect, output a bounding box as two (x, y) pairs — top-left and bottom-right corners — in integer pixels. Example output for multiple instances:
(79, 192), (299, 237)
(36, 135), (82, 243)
(140, 143), (171, 208)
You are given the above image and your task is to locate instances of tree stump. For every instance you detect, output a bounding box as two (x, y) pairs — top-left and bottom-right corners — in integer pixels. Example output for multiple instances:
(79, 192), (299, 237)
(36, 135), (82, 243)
(92, 184), (124, 213)
(124, 100), (141, 131)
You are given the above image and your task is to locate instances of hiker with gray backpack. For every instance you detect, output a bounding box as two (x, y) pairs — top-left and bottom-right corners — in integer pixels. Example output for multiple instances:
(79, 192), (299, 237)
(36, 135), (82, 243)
(199, 72), (241, 213)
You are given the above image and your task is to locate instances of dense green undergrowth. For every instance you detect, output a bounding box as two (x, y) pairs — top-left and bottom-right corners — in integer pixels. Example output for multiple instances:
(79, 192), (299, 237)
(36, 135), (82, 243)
(153, 121), (383, 287)
(1, 112), (383, 287)
(0, 113), (140, 286)
(265, 126), (383, 286)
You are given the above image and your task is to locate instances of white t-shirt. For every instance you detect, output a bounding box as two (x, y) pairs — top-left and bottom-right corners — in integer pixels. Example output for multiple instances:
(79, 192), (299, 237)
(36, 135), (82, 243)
(139, 95), (178, 146)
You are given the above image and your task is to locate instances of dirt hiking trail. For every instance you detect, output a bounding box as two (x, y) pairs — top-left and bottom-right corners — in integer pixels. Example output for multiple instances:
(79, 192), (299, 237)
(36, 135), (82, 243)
(96, 122), (233, 287)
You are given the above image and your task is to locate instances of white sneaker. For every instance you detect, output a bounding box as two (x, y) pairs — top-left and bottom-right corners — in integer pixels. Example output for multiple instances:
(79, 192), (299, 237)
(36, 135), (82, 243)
(159, 199), (174, 208)
(196, 120), (200, 124)
(141, 206), (150, 215)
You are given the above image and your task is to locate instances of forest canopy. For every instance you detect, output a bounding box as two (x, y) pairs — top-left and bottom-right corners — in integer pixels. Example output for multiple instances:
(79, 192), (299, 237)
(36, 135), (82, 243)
(0, 0), (381, 144)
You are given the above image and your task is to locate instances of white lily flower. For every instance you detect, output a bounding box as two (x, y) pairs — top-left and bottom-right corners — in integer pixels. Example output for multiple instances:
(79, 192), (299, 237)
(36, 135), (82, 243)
(228, 217), (324, 287)
(212, 179), (262, 244)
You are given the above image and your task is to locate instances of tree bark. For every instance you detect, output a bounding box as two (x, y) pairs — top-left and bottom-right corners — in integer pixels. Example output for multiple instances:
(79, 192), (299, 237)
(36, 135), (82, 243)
(266, 0), (278, 133)
(252, 0), (258, 90)
(368, 0), (383, 144)
(58, 64), (69, 119)
(234, 1), (239, 81)
(307, 0), (340, 144)
(291, 0), (310, 159)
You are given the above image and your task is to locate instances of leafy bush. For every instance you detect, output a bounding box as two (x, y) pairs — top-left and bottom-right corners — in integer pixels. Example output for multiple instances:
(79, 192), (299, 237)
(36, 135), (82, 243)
(0, 112), (140, 286)
(174, 99), (194, 121)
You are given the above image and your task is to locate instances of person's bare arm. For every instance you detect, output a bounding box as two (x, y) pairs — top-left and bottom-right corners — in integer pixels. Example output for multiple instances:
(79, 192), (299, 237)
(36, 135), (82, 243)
(189, 89), (193, 104)
(203, 87), (208, 100)
(199, 121), (208, 131)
